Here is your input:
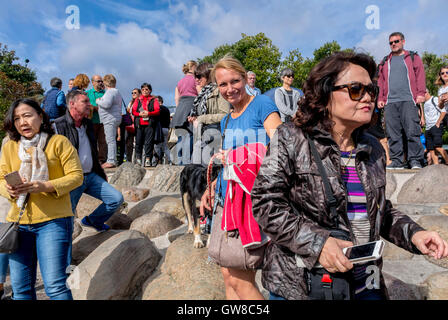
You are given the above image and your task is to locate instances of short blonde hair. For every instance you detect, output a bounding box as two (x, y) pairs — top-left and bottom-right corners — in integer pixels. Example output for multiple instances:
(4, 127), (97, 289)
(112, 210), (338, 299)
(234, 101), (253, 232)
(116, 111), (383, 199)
(182, 60), (198, 74)
(435, 66), (448, 86)
(103, 74), (116, 87)
(211, 55), (247, 83)
(73, 73), (90, 90)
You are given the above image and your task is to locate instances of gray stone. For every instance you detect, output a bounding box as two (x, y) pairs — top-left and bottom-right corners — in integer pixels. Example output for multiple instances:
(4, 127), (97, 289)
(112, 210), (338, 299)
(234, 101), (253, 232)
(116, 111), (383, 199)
(105, 213), (132, 230)
(127, 195), (185, 221)
(421, 271), (448, 300)
(109, 162), (147, 187)
(397, 165), (448, 203)
(382, 240), (414, 261)
(142, 233), (225, 300)
(143, 165), (185, 193)
(385, 172), (397, 200)
(68, 230), (161, 300)
(416, 215), (448, 269)
(72, 229), (123, 265)
(130, 212), (182, 239)
(72, 219), (82, 240)
(383, 271), (422, 300)
(122, 187), (150, 202)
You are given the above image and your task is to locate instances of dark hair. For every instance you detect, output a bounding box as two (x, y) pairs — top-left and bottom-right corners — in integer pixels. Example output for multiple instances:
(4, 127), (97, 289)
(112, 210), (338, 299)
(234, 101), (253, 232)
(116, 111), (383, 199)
(3, 98), (54, 141)
(435, 65), (448, 86)
(293, 51), (377, 134)
(194, 62), (214, 83)
(50, 77), (62, 88)
(389, 32), (405, 40)
(66, 90), (88, 107)
(141, 83), (152, 91)
(157, 96), (164, 104)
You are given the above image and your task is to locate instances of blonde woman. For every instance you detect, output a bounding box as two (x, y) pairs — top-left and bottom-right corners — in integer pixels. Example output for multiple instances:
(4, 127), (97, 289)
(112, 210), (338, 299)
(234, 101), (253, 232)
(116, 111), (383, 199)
(200, 56), (282, 300)
(96, 74), (123, 168)
(71, 73), (90, 92)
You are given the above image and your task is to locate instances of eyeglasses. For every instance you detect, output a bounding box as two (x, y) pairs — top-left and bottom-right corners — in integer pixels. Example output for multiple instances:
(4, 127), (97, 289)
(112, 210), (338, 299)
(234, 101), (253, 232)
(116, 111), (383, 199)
(132, 91), (138, 94)
(332, 82), (378, 101)
(389, 39), (401, 45)
(440, 72), (448, 76)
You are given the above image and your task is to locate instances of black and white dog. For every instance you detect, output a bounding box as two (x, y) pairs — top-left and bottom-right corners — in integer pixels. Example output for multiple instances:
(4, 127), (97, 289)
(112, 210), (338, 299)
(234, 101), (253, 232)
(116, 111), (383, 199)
(180, 163), (221, 248)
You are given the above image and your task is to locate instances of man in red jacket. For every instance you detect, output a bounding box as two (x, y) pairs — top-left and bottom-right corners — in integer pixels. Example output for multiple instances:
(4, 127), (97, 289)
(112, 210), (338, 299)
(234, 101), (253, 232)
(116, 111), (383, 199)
(377, 32), (426, 169)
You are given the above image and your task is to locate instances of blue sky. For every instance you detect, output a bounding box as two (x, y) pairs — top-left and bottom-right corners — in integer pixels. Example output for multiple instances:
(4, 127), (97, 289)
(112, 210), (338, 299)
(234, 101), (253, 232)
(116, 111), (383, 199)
(1, 0), (447, 105)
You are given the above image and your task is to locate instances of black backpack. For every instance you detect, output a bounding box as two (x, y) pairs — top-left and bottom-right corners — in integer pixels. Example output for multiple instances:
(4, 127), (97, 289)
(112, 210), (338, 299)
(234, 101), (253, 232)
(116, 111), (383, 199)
(376, 51), (418, 79)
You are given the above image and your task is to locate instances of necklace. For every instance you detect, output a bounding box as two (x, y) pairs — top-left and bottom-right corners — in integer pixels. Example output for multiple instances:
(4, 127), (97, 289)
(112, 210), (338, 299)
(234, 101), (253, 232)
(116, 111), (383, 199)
(341, 148), (354, 170)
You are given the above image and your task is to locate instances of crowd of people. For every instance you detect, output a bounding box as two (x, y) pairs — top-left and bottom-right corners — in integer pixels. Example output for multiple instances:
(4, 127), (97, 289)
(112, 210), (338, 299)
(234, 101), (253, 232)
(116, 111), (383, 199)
(0, 31), (447, 301)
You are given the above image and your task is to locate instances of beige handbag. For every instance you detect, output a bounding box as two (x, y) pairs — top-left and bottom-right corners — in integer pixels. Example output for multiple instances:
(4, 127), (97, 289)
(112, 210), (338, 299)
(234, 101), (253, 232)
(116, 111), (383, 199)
(208, 206), (266, 270)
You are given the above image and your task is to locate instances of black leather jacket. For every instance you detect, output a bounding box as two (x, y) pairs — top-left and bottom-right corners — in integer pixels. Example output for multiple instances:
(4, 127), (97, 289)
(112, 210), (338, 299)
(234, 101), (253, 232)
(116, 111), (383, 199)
(53, 110), (107, 182)
(251, 122), (424, 300)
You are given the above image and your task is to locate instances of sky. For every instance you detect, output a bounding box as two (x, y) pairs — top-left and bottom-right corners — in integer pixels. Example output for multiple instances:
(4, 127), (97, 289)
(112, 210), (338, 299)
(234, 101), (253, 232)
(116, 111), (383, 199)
(1, 0), (447, 106)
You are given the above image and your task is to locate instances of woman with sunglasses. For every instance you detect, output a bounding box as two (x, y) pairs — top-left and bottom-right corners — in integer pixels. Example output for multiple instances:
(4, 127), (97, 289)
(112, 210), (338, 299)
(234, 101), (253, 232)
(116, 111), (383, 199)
(436, 66), (448, 111)
(251, 51), (448, 300)
(274, 68), (303, 122)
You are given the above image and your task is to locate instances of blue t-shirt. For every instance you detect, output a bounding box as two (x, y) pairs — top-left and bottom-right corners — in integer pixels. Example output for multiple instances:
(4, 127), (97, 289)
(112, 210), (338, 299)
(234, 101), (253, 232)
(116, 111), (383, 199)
(216, 94), (279, 199)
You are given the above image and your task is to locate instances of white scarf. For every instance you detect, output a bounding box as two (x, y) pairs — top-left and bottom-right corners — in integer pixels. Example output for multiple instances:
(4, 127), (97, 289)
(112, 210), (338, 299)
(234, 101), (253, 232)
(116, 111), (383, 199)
(17, 132), (49, 208)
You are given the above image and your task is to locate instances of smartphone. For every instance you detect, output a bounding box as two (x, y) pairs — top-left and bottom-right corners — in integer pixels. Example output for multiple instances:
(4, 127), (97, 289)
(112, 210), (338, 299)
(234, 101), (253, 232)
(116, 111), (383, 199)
(4, 171), (23, 187)
(342, 240), (384, 264)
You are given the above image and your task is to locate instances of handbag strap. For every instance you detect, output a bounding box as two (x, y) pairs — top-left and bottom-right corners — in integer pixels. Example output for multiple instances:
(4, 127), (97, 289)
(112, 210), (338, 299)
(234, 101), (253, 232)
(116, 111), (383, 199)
(16, 193), (30, 224)
(306, 135), (339, 228)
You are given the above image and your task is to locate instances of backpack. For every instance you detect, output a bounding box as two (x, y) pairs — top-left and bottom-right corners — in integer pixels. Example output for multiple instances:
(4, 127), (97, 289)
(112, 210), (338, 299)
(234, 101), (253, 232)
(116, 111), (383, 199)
(375, 51), (418, 79)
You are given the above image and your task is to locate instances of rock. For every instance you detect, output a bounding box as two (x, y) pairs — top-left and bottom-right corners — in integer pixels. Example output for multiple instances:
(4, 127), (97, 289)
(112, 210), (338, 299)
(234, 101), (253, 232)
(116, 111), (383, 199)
(382, 240), (414, 260)
(143, 165), (185, 193)
(74, 194), (102, 219)
(68, 230), (161, 300)
(72, 219), (82, 240)
(130, 212), (182, 239)
(416, 215), (448, 269)
(122, 187), (150, 202)
(385, 172), (397, 200)
(421, 271), (448, 300)
(108, 162), (147, 187)
(167, 224), (188, 243)
(142, 233), (225, 300)
(72, 229), (122, 265)
(383, 271), (422, 300)
(127, 195), (185, 221)
(105, 213), (132, 230)
(397, 165), (448, 203)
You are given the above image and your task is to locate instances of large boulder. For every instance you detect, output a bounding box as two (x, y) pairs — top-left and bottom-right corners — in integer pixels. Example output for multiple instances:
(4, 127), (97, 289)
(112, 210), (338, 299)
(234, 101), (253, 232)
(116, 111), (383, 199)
(121, 187), (150, 202)
(72, 228), (123, 265)
(143, 165), (184, 193)
(421, 271), (448, 300)
(108, 162), (147, 187)
(397, 165), (448, 203)
(74, 193), (127, 220)
(385, 172), (397, 200)
(130, 212), (182, 239)
(416, 215), (448, 269)
(383, 272), (422, 300)
(68, 230), (161, 300)
(105, 213), (133, 230)
(142, 233), (225, 300)
(127, 195), (185, 221)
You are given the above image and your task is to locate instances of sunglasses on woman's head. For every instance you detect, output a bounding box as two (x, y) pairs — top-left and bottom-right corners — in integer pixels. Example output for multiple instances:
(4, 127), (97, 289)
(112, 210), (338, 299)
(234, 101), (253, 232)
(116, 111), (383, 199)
(332, 82), (378, 101)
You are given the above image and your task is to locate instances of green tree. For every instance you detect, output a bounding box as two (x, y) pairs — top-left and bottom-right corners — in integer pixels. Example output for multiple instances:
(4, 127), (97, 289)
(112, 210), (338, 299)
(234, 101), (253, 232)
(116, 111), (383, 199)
(0, 43), (43, 139)
(200, 33), (282, 93)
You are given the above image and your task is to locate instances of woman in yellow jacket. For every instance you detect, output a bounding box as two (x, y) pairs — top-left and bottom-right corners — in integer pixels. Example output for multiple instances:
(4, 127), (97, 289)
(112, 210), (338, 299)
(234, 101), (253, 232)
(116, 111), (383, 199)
(0, 98), (83, 300)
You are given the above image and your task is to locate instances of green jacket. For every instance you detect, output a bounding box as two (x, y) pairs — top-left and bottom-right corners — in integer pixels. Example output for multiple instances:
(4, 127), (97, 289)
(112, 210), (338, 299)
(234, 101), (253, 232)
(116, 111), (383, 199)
(86, 88), (105, 124)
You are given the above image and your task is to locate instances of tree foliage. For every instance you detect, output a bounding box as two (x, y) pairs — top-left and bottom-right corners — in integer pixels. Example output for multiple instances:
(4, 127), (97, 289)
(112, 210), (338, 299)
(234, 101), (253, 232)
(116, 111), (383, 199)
(0, 43), (43, 139)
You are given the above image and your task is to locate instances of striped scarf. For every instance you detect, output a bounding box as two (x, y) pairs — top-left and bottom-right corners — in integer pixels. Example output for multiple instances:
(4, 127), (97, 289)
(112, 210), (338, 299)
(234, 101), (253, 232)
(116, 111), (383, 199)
(191, 83), (216, 117)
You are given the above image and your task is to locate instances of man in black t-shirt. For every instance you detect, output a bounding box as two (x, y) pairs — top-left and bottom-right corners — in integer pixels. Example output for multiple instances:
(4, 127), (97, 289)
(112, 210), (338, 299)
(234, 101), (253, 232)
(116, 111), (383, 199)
(153, 96), (172, 165)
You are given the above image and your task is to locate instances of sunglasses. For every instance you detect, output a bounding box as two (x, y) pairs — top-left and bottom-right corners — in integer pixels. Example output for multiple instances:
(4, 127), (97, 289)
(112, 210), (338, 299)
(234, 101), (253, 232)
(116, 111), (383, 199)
(94, 80), (103, 83)
(195, 74), (203, 80)
(440, 71), (448, 76)
(389, 39), (401, 45)
(332, 82), (378, 101)
(132, 91), (138, 94)
(284, 75), (294, 78)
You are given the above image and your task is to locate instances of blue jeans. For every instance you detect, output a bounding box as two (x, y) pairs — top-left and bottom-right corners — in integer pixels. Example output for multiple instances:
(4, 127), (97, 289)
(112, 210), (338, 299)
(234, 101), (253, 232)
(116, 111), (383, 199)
(9, 217), (74, 300)
(0, 253), (8, 283)
(70, 172), (124, 226)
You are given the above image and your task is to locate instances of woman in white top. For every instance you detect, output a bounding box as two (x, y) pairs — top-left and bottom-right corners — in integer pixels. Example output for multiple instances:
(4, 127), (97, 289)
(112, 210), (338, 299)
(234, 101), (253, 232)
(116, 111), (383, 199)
(437, 66), (448, 110)
(274, 68), (302, 122)
(96, 74), (123, 168)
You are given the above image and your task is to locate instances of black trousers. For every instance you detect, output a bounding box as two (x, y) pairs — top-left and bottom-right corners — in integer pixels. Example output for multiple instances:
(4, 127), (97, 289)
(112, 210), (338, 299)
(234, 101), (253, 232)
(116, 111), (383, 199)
(384, 101), (424, 165)
(135, 124), (155, 160)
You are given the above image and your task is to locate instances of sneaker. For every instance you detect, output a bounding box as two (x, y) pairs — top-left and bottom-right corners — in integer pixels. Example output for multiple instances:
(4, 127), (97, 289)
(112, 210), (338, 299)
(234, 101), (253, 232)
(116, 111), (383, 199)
(409, 162), (422, 169)
(136, 158), (142, 166)
(386, 163), (404, 170)
(81, 216), (110, 233)
(144, 158), (152, 167)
